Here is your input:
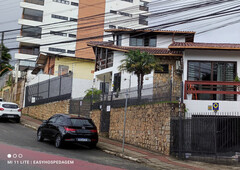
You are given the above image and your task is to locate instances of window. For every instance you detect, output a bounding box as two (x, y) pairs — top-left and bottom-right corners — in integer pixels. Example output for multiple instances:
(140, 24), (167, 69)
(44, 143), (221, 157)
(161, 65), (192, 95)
(119, 12), (132, 17)
(52, 14), (68, 20)
(71, 2), (78, 6)
(139, 15), (148, 25)
(52, 0), (69, 5)
(50, 31), (67, 36)
(155, 64), (169, 73)
(116, 35), (122, 46)
(188, 61), (237, 100)
(121, 0), (133, 2)
(139, 0), (149, 11)
(69, 34), (76, 38)
(49, 47), (66, 53)
(48, 116), (58, 123)
(70, 18), (77, 22)
(58, 65), (69, 75)
(110, 10), (117, 14)
(2, 104), (18, 109)
(25, 0), (44, 6)
(109, 25), (116, 29)
(113, 73), (121, 92)
(23, 8), (43, 22)
(67, 50), (75, 54)
(130, 34), (156, 47)
(100, 82), (109, 94)
(55, 116), (65, 124)
(21, 25), (42, 38)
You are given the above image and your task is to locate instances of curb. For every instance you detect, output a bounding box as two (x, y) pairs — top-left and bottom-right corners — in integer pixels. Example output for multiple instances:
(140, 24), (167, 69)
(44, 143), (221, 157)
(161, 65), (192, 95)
(102, 149), (142, 163)
(21, 122), (38, 131)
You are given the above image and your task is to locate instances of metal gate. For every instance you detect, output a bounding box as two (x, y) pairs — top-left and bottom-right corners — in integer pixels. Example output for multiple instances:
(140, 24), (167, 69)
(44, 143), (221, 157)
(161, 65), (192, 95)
(171, 112), (240, 158)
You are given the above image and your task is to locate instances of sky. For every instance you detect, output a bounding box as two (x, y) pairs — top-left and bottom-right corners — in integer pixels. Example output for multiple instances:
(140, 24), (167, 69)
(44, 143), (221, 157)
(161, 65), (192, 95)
(149, 0), (240, 43)
(0, 0), (22, 65)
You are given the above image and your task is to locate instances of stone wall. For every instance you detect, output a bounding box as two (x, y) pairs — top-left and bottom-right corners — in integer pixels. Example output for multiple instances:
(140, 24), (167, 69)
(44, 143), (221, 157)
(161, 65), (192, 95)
(90, 109), (101, 132)
(91, 102), (182, 155)
(22, 100), (70, 120)
(154, 56), (182, 99)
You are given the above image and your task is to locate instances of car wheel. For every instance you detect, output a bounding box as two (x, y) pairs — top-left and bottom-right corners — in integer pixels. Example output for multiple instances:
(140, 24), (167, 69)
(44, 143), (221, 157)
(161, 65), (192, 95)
(55, 134), (63, 148)
(15, 118), (20, 123)
(37, 129), (44, 142)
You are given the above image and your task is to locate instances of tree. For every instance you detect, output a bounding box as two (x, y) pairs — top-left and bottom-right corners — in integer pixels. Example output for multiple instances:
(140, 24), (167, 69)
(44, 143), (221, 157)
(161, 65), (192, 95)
(119, 50), (160, 99)
(0, 44), (13, 77)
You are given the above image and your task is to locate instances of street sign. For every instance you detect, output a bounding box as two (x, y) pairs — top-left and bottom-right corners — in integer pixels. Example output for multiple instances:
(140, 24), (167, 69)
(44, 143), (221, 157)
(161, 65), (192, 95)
(212, 103), (219, 112)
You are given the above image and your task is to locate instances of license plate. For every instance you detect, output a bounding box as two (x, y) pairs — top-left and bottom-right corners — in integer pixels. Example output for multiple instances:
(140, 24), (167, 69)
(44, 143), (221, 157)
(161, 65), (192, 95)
(7, 115), (14, 118)
(77, 138), (89, 142)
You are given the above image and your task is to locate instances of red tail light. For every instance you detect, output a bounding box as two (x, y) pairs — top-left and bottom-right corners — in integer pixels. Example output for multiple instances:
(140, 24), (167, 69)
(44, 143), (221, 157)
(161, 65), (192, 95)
(90, 129), (97, 133)
(64, 127), (76, 132)
(0, 108), (4, 111)
(18, 109), (22, 112)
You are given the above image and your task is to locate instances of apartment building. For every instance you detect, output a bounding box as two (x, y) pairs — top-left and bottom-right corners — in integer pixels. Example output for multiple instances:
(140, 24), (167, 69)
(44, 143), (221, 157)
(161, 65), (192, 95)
(76, 0), (151, 61)
(15, 0), (79, 73)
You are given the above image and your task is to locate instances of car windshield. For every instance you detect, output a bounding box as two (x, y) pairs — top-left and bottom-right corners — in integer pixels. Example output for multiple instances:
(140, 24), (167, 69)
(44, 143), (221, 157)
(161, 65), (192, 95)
(69, 118), (94, 127)
(2, 104), (18, 109)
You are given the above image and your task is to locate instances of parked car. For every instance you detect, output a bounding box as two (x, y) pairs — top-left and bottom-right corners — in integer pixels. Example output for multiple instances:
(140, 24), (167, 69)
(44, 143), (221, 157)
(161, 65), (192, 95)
(37, 114), (98, 148)
(0, 102), (21, 123)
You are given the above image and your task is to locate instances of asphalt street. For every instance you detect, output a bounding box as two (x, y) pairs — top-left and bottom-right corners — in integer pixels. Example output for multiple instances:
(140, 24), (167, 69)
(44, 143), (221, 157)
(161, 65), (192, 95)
(0, 119), (154, 170)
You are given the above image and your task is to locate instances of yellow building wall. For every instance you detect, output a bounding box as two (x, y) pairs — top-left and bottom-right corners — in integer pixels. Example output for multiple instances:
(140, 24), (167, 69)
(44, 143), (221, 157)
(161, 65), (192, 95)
(54, 57), (95, 80)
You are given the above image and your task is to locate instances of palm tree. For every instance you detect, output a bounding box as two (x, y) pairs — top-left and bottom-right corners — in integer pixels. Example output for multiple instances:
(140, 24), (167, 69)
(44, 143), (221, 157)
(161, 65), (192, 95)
(119, 50), (159, 99)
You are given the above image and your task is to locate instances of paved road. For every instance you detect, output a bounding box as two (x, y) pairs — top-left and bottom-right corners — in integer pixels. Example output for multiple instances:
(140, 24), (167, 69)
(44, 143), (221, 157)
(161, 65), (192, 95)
(0, 120), (153, 170)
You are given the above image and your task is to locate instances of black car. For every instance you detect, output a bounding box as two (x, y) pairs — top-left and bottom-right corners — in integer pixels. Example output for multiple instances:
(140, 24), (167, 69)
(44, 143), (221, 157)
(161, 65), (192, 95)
(37, 114), (98, 148)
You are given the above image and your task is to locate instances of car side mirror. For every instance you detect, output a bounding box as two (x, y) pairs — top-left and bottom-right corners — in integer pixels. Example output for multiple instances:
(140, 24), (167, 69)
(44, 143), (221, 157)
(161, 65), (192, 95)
(43, 120), (48, 123)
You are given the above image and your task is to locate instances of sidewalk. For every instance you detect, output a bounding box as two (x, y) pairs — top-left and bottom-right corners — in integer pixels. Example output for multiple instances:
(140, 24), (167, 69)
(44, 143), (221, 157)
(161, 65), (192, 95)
(21, 115), (239, 170)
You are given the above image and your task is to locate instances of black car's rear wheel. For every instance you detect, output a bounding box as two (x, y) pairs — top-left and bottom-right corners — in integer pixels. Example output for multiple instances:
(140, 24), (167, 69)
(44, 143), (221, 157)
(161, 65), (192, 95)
(37, 129), (44, 142)
(55, 134), (63, 148)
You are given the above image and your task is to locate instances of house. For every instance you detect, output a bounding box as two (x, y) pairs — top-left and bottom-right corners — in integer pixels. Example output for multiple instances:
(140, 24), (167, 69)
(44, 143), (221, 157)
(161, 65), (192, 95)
(169, 42), (240, 113)
(87, 28), (195, 97)
(31, 53), (95, 99)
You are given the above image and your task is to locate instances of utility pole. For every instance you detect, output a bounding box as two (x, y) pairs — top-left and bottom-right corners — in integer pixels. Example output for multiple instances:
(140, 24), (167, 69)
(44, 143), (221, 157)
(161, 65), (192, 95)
(0, 32), (4, 71)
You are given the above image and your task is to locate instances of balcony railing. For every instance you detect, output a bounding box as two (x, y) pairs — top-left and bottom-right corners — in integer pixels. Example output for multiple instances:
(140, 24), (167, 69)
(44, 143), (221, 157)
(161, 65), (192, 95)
(19, 48), (39, 55)
(23, 14), (43, 22)
(24, 0), (44, 6)
(184, 81), (240, 100)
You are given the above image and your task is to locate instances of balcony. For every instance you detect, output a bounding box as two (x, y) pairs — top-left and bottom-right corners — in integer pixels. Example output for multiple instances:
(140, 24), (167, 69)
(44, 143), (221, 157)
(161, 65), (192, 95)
(23, 14), (43, 22)
(184, 81), (240, 101)
(19, 47), (39, 55)
(24, 0), (44, 6)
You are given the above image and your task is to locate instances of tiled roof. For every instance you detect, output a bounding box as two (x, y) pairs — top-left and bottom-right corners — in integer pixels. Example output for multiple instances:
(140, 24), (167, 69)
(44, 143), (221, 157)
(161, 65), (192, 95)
(169, 42), (240, 50)
(87, 41), (182, 56)
(105, 28), (195, 35)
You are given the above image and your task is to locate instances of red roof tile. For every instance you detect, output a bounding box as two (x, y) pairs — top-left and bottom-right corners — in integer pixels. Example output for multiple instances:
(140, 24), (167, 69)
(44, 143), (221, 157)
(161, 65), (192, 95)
(87, 41), (182, 56)
(169, 42), (240, 50)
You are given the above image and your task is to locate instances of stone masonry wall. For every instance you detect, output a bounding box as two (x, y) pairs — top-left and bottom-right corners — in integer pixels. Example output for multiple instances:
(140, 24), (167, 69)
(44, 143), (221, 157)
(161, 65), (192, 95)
(22, 100), (70, 120)
(90, 110), (101, 132)
(91, 103), (182, 155)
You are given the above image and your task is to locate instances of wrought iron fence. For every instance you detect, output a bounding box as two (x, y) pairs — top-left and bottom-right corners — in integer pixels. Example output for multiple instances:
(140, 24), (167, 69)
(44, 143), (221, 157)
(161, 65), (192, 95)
(92, 81), (182, 110)
(25, 73), (72, 107)
(171, 112), (240, 159)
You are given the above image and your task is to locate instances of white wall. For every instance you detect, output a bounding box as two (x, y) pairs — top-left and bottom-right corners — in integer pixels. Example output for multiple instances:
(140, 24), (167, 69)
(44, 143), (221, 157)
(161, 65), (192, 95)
(183, 50), (240, 82)
(157, 35), (185, 48)
(183, 49), (240, 113)
(72, 78), (93, 99)
(185, 100), (240, 116)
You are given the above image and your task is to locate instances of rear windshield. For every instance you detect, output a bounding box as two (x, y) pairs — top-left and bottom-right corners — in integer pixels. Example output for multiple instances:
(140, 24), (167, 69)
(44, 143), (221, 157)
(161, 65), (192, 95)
(69, 118), (94, 127)
(2, 104), (18, 109)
